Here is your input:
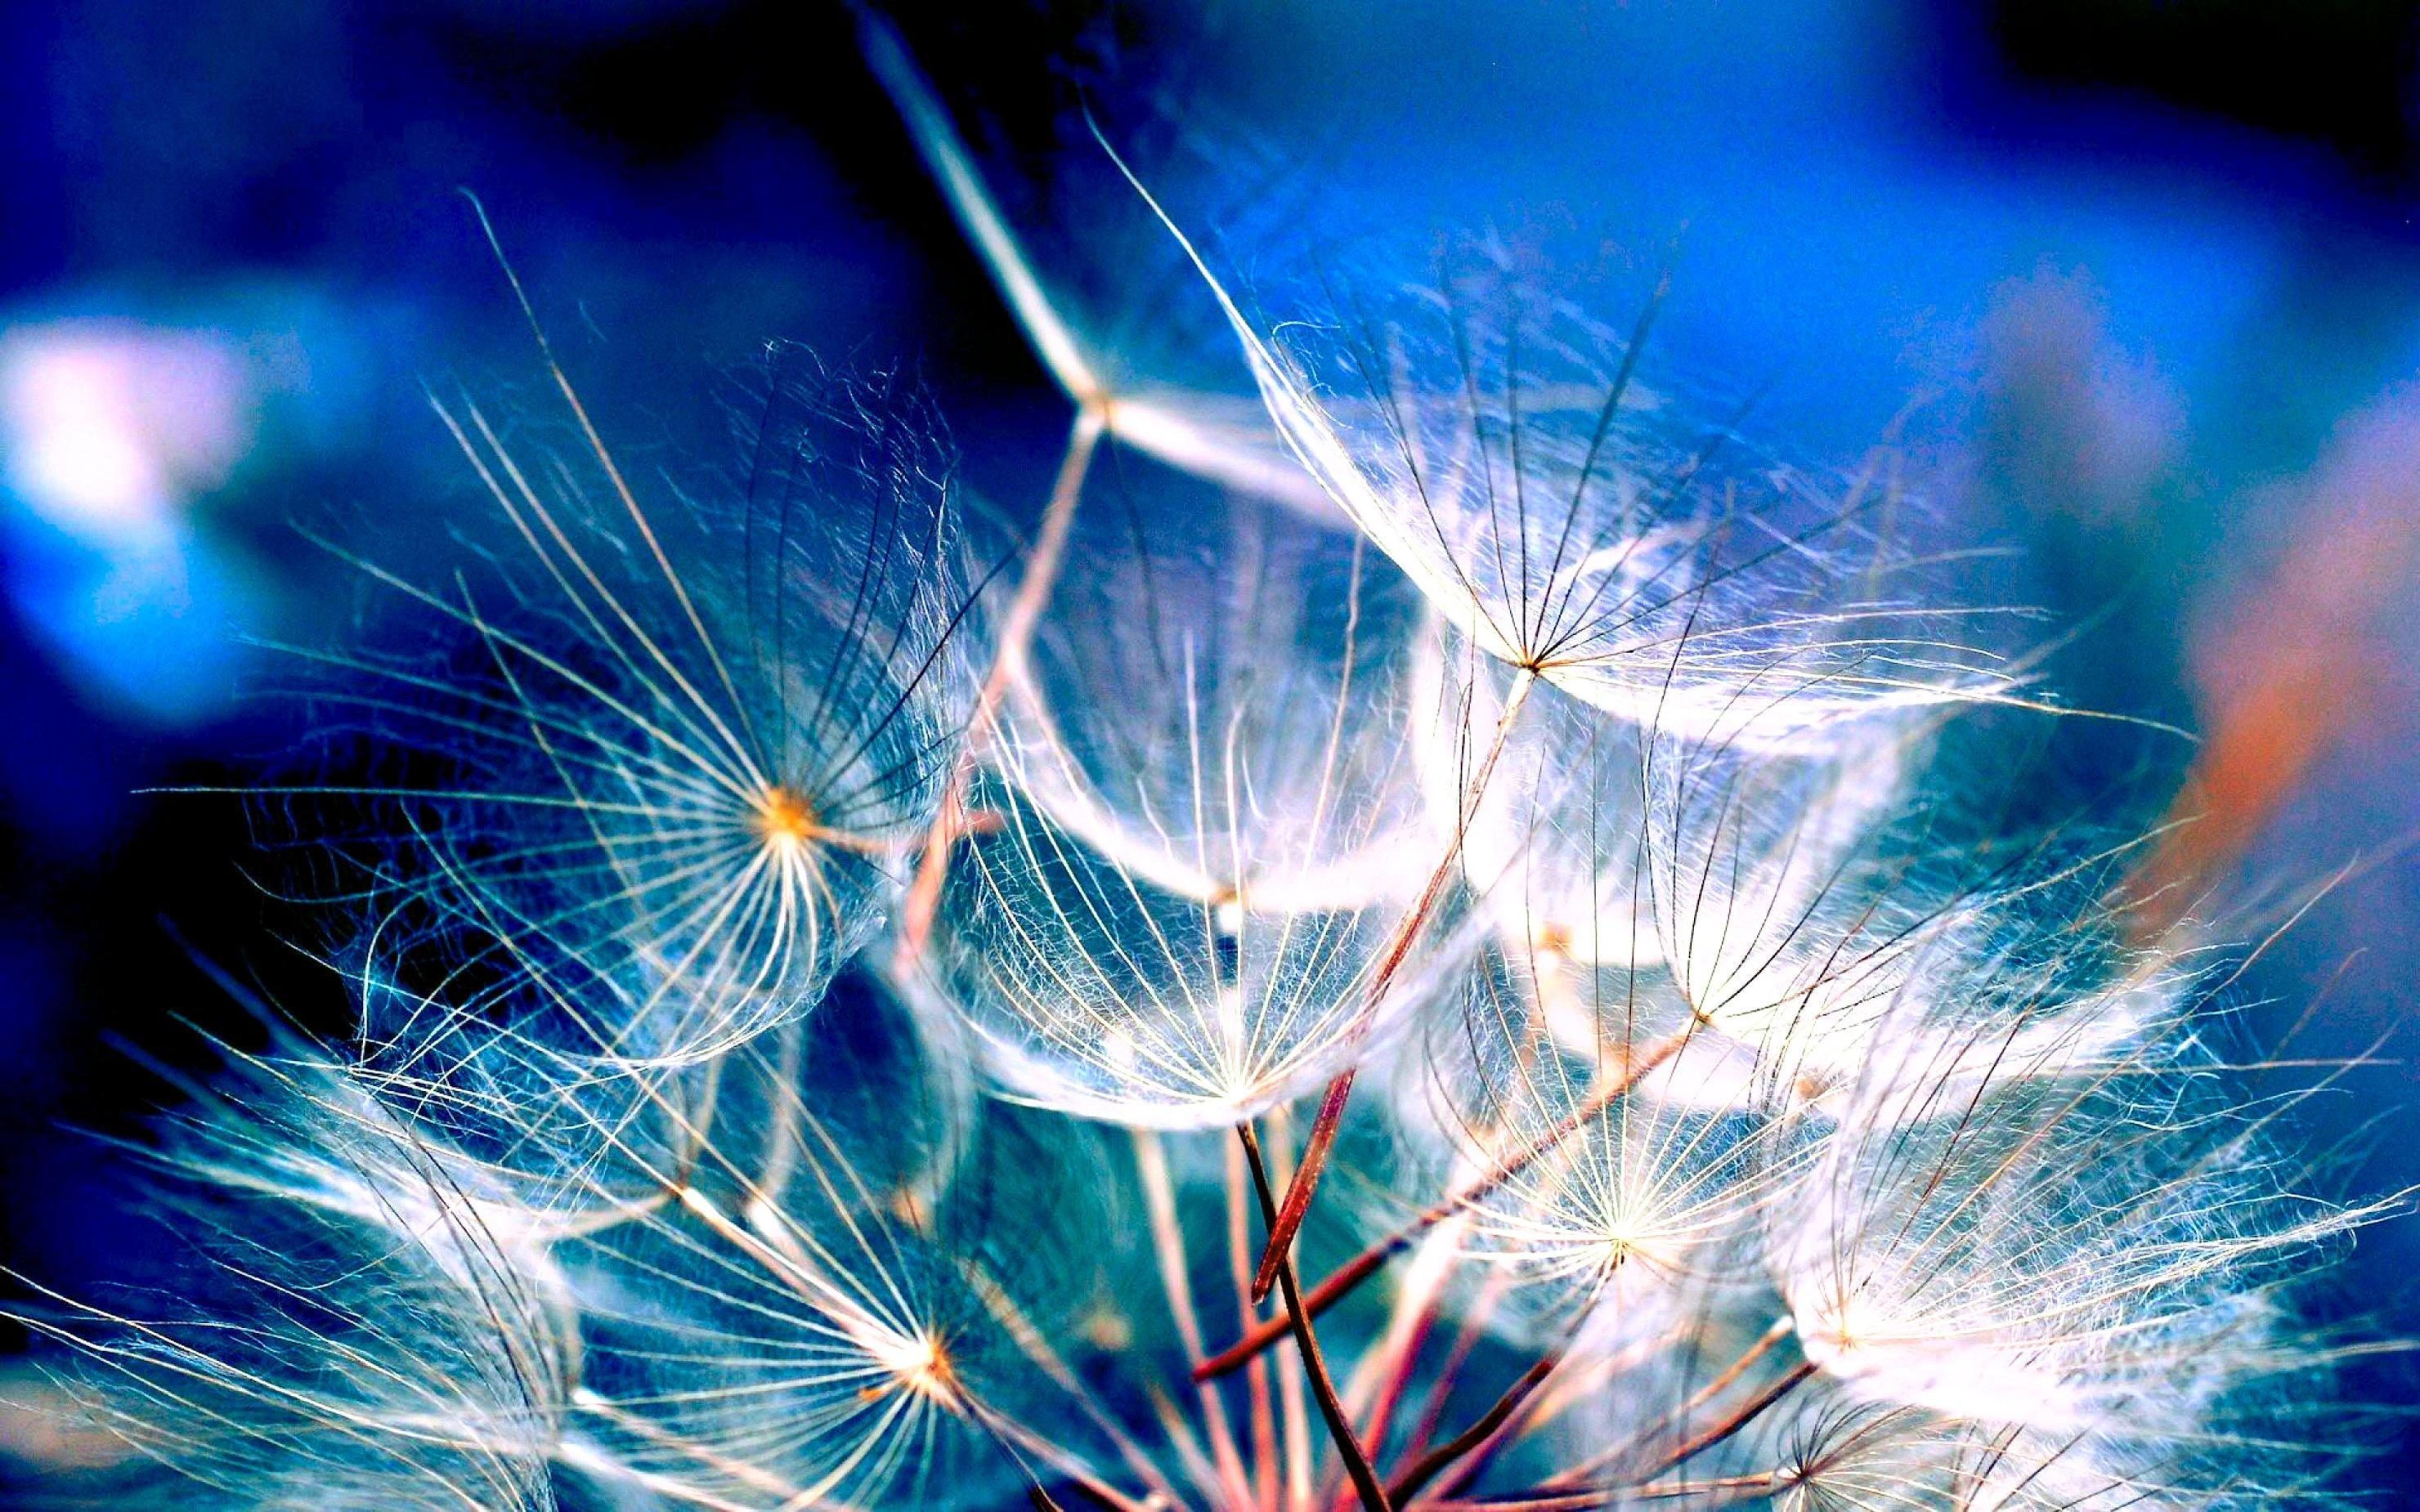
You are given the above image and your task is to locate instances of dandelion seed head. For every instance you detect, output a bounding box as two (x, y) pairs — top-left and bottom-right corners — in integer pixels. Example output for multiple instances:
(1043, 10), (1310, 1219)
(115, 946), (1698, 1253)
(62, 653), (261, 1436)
(13, 1041), (567, 1510)
(751, 782), (819, 849)
(1432, 947), (1790, 1347)
(526, 1013), (1130, 1510)
(913, 490), (1476, 1129)
(16, 111), (2393, 1512)
(1125, 210), (2028, 749)
(1421, 639), (1665, 971)
(276, 352), (975, 1074)
(1772, 1041), (2359, 1458)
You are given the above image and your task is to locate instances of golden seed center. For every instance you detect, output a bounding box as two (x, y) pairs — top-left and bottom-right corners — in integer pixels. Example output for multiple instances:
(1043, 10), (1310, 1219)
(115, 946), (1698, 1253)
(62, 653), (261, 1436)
(755, 786), (818, 846)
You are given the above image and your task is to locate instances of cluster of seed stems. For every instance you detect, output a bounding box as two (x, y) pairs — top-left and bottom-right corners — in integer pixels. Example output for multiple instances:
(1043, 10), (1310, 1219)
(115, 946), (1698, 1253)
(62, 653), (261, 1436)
(11, 15), (2391, 1512)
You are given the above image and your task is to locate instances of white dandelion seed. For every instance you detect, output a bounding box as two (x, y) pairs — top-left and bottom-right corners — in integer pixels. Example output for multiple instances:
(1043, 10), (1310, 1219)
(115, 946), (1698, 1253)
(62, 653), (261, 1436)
(516, 983), (1190, 1512)
(1424, 661), (1663, 973)
(270, 344), (978, 1071)
(1105, 158), (2022, 750)
(1635, 705), (1930, 1090)
(858, 7), (1338, 522)
(12, 1037), (568, 1510)
(13, 64), (2399, 1512)
(907, 490), (1477, 1130)
(1449, 953), (1788, 1316)
(1772, 1036), (2374, 1469)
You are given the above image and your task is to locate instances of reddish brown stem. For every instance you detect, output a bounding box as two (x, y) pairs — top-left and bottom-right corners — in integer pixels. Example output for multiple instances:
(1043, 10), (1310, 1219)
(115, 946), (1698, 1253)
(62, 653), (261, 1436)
(1251, 1066), (1358, 1301)
(1239, 1124), (1395, 1512)
(1252, 668), (1540, 1301)
(1204, 1029), (1688, 1380)
(1388, 1351), (1561, 1505)
(1537, 1317), (1791, 1492)
(1359, 1301), (1441, 1467)
(1642, 1362), (1816, 1481)
(1226, 1132), (1281, 1510)
(1403, 1289), (1498, 1468)
(1454, 1363), (1813, 1510)
(894, 405), (1104, 973)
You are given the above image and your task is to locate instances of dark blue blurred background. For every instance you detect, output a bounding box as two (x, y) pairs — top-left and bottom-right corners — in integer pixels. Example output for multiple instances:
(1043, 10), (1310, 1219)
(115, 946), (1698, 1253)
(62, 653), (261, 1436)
(2, 0), (2418, 1497)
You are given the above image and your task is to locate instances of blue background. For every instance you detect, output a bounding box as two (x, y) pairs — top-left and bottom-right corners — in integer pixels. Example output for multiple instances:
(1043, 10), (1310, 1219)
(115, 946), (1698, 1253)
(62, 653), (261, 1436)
(2, 1), (2417, 1497)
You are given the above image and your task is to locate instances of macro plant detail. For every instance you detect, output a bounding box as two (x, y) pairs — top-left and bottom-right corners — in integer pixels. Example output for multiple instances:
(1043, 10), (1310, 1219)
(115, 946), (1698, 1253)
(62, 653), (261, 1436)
(292, 311), (979, 1075)
(9, 16), (2398, 1512)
